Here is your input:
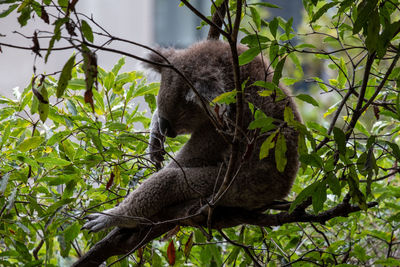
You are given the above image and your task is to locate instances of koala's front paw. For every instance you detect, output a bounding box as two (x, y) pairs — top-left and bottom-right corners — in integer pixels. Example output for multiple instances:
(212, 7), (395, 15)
(82, 212), (116, 233)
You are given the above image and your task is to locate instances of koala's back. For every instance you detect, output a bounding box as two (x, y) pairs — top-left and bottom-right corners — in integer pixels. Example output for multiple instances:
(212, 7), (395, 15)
(172, 40), (301, 207)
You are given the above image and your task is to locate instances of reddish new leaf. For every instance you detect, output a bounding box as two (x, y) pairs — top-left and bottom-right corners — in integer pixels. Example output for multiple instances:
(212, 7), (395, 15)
(167, 240), (176, 265)
(106, 172), (114, 190)
(136, 246), (144, 264)
(184, 232), (194, 257)
(84, 89), (94, 112)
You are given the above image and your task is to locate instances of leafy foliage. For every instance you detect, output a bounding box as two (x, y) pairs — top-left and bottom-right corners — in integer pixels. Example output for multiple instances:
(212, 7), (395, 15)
(0, 0), (400, 266)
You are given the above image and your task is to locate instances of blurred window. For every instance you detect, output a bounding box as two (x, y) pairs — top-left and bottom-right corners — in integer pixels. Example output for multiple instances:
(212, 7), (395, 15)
(154, 0), (210, 47)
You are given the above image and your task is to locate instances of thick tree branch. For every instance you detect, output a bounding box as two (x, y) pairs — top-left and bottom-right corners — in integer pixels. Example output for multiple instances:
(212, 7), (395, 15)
(207, 1), (227, 40)
(73, 200), (378, 266)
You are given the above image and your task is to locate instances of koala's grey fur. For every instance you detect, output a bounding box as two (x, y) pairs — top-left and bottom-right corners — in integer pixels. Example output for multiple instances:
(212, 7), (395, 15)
(82, 40), (301, 232)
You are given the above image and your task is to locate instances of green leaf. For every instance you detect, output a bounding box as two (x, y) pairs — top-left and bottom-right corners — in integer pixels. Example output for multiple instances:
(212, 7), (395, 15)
(240, 34), (270, 47)
(385, 141), (400, 161)
(289, 182), (318, 213)
(285, 17), (293, 39)
(270, 43), (280, 70)
(272, 57), (286, 85)
(63, 221), (80, 243)
(112, 57), (125, 76)
(0, 172), (10, 195)
(47, 130), (71, 146)
(0, 3), (17, 18)
(56, 55), (75, 98)
(81, 19), (94, 43)
(249, 2), (279, 8)
(312, 181), (327, 213)
(249, 6), (261, 31)
(17, 6), (31, 26)
(0, 122), (10, 149)
(253, 80), (279, 90)
(68, 78), (86, 90)
(18, 136), (45, 152)
(288, 53), (303, 76)
(365, 9), (380, 53)
(299, 153), (323, 168)
(311, 2), (336, 23)
(269, 17), (279, 38)
(353, 0), (379, 34)
(238, 47), (261, 66)
(88, 130), (103, 152)
(248, 116), (275, 133)
(103, 71), (115, 91)
(212, 90), (237, 105)
(333, 127), (346, 155)
(30, 95), (39, 115)
(38, 86), (49, 123)
(14, 241), (32, 261)
(374, 258), (400, 266)
(337, 57), (348, 89)
(284, 106), (295, 125)
(133, 82), (159, 98)
(295, 94), (319, 107)
(45, 18), (67, 63)
(260, 129), (279, 160)
(36, 157), (71, 166)
(326, 173), (341, 197)
(282, 77), (299, 86)
(275, 132), (287, 172)
(312, 76), (328, 92)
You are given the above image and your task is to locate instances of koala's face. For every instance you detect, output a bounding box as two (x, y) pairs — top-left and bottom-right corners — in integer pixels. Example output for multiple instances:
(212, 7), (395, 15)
(146, 41), (229, 138)
(156, 68), (208, 138)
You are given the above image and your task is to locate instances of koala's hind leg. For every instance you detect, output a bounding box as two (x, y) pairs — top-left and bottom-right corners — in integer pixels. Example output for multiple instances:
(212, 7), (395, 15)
(82, 166), (221, 232)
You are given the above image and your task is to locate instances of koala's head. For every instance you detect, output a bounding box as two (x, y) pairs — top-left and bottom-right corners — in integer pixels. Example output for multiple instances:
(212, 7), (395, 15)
(145, 41), (231, 138)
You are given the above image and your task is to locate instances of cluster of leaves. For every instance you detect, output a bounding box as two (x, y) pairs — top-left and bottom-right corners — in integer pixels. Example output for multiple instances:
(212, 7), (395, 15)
(0, 0), (400, 266)
(0, 57), (190, 266)
(210, 0), (400, 265)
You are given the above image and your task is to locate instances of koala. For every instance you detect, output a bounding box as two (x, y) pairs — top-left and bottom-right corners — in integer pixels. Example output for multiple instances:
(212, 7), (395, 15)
(82, 40), (301, 232)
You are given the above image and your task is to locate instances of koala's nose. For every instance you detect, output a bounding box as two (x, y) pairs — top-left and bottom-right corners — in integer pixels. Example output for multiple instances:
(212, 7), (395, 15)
(159, 116), (177, 138)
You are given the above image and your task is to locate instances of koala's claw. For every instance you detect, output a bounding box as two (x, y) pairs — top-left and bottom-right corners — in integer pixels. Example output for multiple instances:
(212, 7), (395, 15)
(82, 213), (113, 233)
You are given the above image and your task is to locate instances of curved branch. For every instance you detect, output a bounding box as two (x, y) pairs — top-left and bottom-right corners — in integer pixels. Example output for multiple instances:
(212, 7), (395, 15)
(73, 199), (378, 266)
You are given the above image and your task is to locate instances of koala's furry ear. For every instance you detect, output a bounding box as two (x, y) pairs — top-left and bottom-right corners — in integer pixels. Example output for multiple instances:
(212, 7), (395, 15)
(144, 48), (176, 73)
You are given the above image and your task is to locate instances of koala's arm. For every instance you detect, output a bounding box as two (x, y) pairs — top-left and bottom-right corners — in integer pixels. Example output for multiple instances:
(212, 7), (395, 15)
(82, 165), (221, 232)
(82, 161), (291, 232)
(148, 109), (165, 168)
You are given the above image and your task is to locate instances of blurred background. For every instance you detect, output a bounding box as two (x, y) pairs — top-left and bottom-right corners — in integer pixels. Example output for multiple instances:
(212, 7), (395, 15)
(0, 0), (303, 97)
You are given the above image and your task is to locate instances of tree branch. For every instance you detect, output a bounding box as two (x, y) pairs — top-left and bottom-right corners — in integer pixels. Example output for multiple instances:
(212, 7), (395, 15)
(207, 1), (228, 40)
(180, 0), (230, 39)
(73, 200), (378, 266)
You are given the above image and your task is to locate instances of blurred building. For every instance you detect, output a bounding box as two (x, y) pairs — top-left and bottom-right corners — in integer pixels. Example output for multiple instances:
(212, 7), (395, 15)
(0, 0), (302, 96)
